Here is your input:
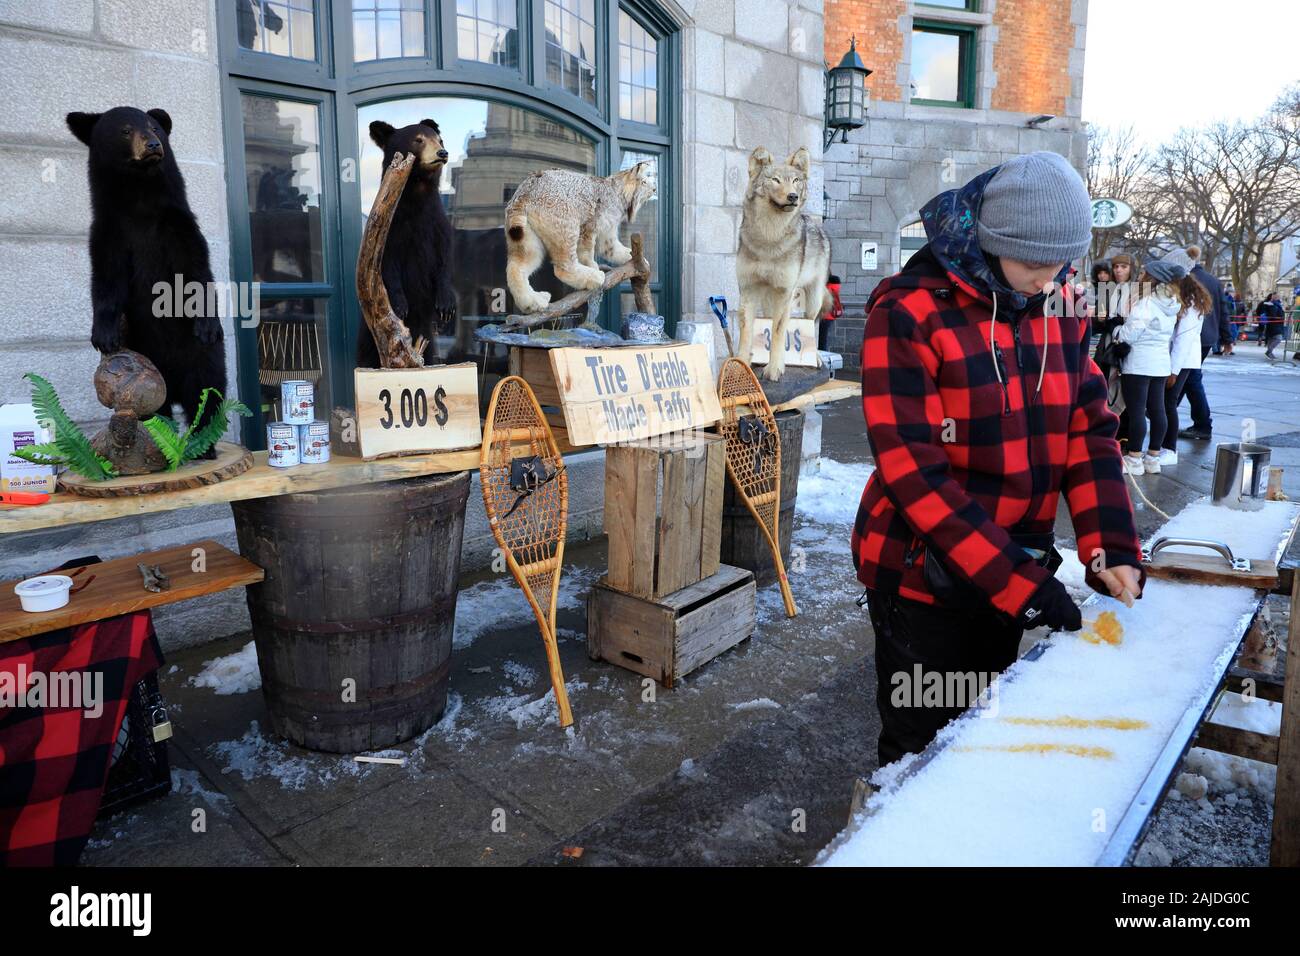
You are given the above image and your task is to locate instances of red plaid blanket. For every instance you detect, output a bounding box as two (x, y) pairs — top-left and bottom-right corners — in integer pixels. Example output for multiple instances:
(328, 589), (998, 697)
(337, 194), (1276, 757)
(0, 612), (162, 866)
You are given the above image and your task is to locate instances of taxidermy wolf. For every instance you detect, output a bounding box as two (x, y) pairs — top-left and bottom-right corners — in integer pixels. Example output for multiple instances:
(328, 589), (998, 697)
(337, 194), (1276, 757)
(737, 146), (831, 382)
(504, 162), (656, 313)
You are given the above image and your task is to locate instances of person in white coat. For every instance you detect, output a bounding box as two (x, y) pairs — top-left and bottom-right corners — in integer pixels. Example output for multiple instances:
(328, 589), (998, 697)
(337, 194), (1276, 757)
(1157, 249), (1213, 466)
(1115, 255), (1198, 475)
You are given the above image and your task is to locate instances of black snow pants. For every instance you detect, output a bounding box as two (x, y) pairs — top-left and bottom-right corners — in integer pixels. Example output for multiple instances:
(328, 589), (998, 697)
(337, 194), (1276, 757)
(866, 590), (1024, 766)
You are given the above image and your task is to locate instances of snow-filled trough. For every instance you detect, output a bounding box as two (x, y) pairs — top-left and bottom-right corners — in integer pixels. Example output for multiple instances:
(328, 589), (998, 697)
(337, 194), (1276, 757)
(817, 498), (1300, 867)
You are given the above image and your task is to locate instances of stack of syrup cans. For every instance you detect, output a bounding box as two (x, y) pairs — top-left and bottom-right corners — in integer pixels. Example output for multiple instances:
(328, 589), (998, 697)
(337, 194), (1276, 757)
(267, 380), (330, 468)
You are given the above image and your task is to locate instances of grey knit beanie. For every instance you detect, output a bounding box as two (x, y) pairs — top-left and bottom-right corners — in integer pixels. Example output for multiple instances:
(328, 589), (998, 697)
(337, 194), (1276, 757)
(1144, 256), (1187, 285)
(977, 151), (1093, 264)
(1160, 247), (1196, 275)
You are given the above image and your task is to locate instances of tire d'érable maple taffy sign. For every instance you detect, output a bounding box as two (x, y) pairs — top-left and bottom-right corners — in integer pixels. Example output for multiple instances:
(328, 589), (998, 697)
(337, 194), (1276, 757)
(353, 363), (482, 459)
(548, 344), (723, 446)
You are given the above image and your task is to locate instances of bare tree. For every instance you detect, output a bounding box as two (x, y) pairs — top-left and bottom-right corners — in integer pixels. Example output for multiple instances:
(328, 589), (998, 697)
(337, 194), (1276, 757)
(1084, 124), (1150, 264)
(1140, 92), (1300, 290)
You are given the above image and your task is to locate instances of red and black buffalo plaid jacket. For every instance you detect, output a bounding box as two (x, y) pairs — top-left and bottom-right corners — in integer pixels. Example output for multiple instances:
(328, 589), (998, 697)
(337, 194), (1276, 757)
(1, 612), (162, 866)
(852, 172), (1139, 618)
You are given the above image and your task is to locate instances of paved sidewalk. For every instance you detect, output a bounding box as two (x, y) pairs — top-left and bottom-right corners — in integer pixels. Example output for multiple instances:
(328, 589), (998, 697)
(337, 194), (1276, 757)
(82, 356), (1300, 866)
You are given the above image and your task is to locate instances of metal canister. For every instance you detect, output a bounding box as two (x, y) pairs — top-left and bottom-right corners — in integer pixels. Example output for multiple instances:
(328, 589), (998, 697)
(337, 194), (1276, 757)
(266, 422), (299, 468)
(280, 380), (315, 425)
(1211, 442), (1271, 511)
(299, 420), (330, 464)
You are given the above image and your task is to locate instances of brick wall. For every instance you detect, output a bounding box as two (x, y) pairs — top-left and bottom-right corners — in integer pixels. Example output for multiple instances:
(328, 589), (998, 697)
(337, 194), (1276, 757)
(991, 0), (1074, 115)
(823, 0), (906, 103)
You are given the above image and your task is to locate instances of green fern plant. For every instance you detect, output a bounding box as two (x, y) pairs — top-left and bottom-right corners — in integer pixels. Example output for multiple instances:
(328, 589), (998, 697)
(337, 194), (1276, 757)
(9, 373), (116, 480)
(141, 387), (252, 471)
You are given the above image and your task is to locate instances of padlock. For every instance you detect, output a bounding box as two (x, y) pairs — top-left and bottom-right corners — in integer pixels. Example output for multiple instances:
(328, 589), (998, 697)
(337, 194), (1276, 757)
(150, 705), (173, 743)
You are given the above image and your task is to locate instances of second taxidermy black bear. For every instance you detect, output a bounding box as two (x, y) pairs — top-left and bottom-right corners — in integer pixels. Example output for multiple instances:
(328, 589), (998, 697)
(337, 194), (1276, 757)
(66, 106), (227, 449)
(359, 118), (456, 368)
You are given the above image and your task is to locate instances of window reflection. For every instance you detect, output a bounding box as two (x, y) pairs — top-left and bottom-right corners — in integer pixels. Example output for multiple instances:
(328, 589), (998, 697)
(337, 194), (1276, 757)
(911, 29), (963, 102)
(236, 0), (317, 61)
(357, 97), (595, 407)
(618, 11), (658, 124)
(619, 150), (659, 283)
(458, 0), (519, 69)
(545, 0), (597, 105)
(242, 95), (326, 284)
(353, 0), (426, 62)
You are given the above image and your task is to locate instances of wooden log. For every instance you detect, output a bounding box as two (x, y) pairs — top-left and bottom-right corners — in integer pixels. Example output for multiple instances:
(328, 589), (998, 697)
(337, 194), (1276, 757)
(1194, 722), (1279, 764)
(356, 151), (427, 369)
(1271, 567), (1300, 865)
(501, 233), (654, 331)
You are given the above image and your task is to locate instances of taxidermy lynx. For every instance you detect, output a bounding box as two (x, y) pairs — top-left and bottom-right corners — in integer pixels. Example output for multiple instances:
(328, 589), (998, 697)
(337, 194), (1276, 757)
(504, 163), (656, 313)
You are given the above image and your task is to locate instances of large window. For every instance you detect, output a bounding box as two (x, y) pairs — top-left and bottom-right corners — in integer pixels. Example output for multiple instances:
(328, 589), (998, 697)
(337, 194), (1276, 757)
(219, 1), (678, 445)
(910, 20), (975, 108)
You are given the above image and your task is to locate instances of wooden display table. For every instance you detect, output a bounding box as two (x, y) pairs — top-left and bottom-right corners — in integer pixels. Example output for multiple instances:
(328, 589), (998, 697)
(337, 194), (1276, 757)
(0, 540), (264, 644)
(0, 447), (480, 537)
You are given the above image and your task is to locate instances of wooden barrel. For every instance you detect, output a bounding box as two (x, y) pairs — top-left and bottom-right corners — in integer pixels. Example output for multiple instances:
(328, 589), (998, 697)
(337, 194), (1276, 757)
(231, 471), (470, 753)
(720, 408), (804, 586)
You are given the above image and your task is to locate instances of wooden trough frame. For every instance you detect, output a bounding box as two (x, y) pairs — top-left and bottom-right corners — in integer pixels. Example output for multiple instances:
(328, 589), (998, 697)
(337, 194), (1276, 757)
(829, 501), (1300, 868)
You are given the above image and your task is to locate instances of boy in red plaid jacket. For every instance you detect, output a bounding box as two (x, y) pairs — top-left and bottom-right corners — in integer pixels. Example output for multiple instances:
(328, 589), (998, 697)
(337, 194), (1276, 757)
(853, 153), (1144, 764)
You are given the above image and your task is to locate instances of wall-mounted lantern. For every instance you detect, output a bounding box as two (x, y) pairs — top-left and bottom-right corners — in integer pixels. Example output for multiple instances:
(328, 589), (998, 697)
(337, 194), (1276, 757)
(824, 36), (872, 149)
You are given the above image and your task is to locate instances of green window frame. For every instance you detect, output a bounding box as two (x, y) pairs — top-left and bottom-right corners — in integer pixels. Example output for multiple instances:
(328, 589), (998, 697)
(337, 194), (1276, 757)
(217, 0), (680, 447)
(915, 0), (979, 11)
(909, 19), (977, 109)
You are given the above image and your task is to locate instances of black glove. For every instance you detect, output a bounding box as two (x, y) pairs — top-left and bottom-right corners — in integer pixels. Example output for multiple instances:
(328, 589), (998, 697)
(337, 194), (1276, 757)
(1018, 576), (1082, 632)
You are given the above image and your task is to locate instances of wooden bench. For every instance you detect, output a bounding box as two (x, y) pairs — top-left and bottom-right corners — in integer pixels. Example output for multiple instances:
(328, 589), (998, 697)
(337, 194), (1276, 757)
(0, 540), (264, 644)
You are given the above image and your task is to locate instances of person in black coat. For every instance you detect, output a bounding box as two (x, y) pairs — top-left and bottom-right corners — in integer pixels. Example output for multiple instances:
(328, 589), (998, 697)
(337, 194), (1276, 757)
(1257, 293), (1286, 357)
(1178, 248), (1234, 440)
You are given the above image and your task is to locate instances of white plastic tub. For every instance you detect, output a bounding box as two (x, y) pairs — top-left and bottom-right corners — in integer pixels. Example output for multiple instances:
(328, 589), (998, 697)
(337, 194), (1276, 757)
(14, 574), (73, 612)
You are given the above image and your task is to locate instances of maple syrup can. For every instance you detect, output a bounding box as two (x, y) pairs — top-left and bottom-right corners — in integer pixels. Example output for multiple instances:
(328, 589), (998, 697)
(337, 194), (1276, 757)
(266, 422), (299, 468)
(299, 420), (330, 464)
(280, 380), (314, 424)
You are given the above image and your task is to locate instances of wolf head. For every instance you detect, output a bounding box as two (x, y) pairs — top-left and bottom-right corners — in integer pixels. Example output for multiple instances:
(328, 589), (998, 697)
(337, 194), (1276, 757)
(369, 118), (448, 179)
(610, 161), (657, 222)
(747, 147), (811, 214)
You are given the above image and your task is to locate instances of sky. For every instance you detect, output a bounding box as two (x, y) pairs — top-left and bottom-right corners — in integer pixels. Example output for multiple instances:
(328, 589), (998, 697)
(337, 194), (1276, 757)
(1081, 0), (1299, 144)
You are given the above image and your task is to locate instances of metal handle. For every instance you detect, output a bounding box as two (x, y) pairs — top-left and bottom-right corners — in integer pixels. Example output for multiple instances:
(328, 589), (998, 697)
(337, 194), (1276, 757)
(1142, 537), (1251, 572)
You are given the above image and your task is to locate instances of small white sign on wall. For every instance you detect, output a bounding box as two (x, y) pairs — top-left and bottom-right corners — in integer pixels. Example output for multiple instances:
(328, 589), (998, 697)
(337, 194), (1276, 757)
(861, 241), (878, 271)
(807, 164), (825, 217)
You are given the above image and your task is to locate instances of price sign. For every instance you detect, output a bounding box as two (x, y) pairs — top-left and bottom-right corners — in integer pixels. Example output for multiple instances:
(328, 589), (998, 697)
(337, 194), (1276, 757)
(353, 363), (481, 460)
(749, 317), (819, 368)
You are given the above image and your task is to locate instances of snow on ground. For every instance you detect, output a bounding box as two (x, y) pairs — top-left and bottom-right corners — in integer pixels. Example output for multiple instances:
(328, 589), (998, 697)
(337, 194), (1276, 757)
(452, 563), (600, 649)
(795, 458), (874, 527)
(818, 498), (1300, 866)
(189, 641), (261, 695)
(1201, 354), (1300, 376)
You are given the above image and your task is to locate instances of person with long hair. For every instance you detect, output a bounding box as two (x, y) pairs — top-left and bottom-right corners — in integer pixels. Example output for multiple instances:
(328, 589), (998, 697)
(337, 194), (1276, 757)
(1113, 253), (1200, 475)
(1157, 251), (1214, 465)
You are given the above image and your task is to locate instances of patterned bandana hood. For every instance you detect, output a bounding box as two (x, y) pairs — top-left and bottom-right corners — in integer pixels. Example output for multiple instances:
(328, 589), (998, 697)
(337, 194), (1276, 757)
(918, 164), (1071, 315)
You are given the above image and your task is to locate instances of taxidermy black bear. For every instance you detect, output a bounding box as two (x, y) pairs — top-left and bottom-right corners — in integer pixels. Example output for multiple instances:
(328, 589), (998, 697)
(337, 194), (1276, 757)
(358, 118), (457, 368)
(66, 106), (227, 452)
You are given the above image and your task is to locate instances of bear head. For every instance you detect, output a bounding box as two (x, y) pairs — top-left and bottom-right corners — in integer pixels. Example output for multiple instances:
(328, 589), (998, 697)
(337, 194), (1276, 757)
(66, 106), (175, 176)
(369, 118), (448, 183)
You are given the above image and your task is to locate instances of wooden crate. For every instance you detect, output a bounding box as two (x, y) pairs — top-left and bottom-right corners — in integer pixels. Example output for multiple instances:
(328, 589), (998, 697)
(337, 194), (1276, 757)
(587, 564), (756, 687)
(604, 432), (726, 600)
(508, 345), (562, 407)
